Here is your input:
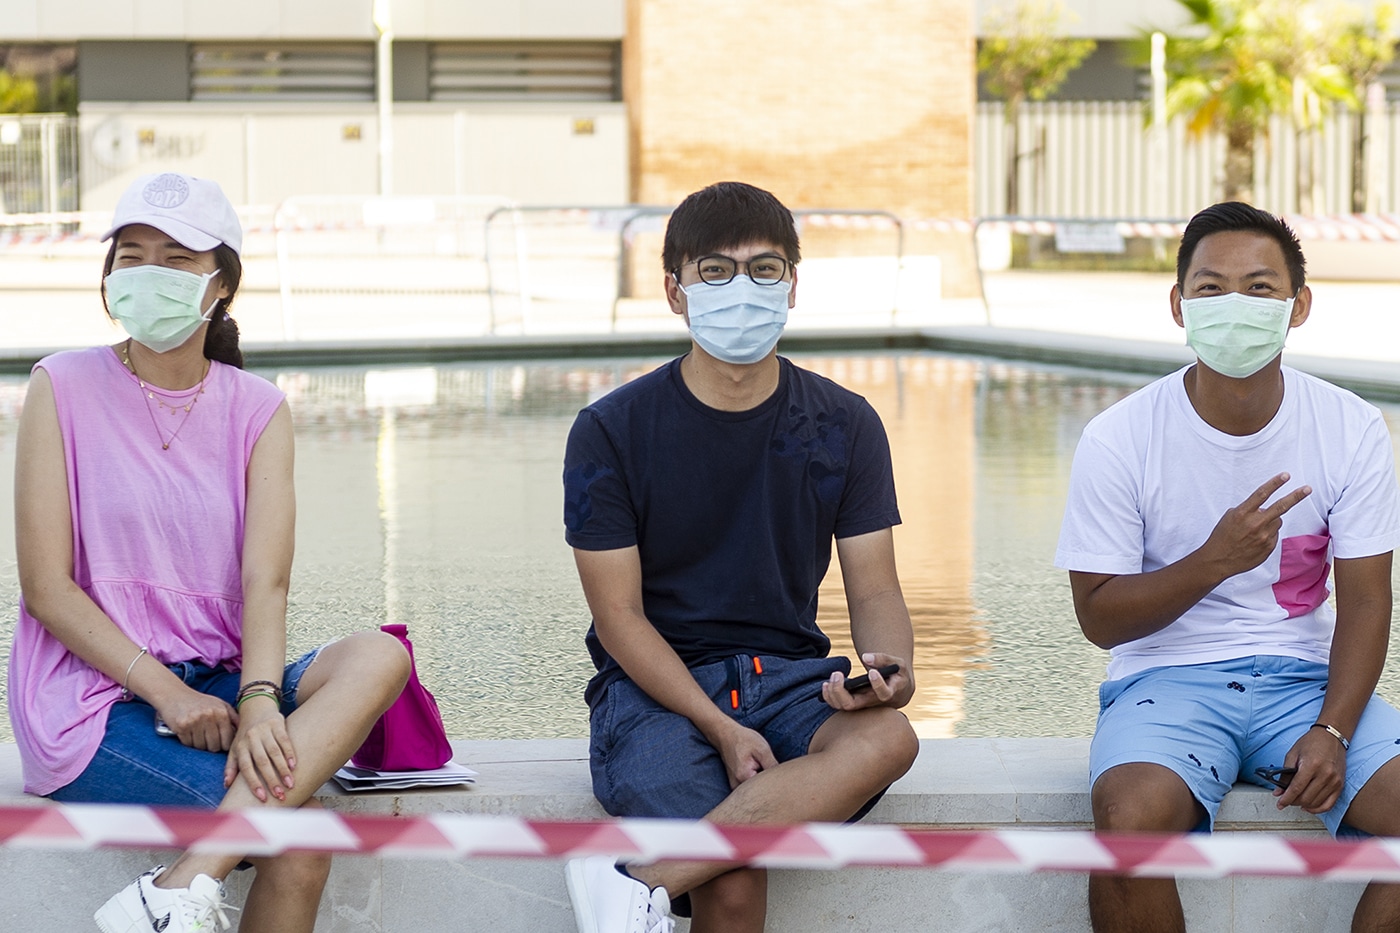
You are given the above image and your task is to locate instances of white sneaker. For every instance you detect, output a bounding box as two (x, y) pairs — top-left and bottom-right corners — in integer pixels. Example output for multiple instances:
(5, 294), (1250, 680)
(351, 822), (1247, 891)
(94, 866), (238, 933)
(566, 856), (674, 933)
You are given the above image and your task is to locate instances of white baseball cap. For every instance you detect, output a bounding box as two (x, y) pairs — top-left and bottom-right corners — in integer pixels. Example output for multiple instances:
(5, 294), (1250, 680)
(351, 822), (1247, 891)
(101, 172), (243, 255)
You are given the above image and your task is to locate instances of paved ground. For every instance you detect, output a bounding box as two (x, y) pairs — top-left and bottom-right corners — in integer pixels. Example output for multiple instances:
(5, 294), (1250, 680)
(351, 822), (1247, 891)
(981, 270), (1400, 364)
(3, 241), (1399, 378)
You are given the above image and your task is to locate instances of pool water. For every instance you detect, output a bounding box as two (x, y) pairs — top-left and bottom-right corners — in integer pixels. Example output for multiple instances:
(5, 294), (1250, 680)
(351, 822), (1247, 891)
(3, 352), (1400, 743)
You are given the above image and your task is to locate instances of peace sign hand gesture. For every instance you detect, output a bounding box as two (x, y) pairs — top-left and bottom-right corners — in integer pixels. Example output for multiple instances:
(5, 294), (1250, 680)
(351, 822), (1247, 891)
(1199, 473), (1312, 583)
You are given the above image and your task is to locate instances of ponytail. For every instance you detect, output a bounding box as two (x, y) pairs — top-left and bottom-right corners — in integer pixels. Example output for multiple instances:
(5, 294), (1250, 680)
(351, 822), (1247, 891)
(202, 244), (244, 369)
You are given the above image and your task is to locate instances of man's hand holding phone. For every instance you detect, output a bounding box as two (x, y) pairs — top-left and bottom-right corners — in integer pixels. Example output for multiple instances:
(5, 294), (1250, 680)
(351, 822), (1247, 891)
(818, 654), (908, 709)
(1271, 726), (1348, 814)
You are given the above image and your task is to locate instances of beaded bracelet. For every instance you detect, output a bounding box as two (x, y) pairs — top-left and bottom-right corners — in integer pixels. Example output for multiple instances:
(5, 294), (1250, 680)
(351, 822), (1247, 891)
(235, 690), (280, 709)
(236, 680), (284, 705)
(1311, 722), (1351, 751)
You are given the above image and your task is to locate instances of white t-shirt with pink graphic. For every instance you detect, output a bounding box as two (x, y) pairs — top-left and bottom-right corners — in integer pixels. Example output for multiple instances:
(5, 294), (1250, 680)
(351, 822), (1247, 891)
(1055, 365), (1400, 682)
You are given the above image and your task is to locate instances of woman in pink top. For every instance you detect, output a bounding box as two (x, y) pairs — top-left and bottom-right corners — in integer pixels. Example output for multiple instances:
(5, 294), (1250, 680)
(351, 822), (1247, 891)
(10, 172), (411, 933)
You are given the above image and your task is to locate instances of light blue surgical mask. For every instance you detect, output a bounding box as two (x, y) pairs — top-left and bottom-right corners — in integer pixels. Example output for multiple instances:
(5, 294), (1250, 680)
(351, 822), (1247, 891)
(679, 277), (790, 365)
(105, 264), (220, 354)
(1180, 292), (1294, 379)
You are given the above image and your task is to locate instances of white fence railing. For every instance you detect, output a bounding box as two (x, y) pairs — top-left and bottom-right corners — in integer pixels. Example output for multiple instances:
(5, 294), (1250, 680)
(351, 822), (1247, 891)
(0, 200), (951, 340)
(11, 107), (1400, 224)
(975, 100), (1400, 219)
(0, 113), (78, 216)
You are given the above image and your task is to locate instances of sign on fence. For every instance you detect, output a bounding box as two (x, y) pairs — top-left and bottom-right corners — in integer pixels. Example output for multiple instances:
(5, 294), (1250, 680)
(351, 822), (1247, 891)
(1054, 222), (1126, 254)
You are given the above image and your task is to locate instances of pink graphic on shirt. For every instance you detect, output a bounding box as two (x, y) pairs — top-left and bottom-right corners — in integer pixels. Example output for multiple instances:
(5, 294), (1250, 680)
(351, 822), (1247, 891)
(1273, 534), (1331, 618)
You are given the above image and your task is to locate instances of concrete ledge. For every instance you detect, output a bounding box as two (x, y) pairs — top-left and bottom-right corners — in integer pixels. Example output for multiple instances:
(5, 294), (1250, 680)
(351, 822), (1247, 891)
(0, 739), (1360, 932)
(5, 325), (1400, 408)
(920, 325), (1400, 404)
(0, 329), (939, 374)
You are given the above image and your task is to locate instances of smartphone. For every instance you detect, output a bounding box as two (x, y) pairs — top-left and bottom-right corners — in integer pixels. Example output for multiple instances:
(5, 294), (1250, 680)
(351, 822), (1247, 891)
(1254, 765), (1296, 789)
(154, 716), (175, 737)
(815, 663), (900, 700)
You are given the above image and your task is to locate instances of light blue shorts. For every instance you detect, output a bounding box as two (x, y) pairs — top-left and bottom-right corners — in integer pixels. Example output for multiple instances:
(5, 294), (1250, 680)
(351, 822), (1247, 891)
(50, 648), (323, 809)
(1089, 655), (1400, 837)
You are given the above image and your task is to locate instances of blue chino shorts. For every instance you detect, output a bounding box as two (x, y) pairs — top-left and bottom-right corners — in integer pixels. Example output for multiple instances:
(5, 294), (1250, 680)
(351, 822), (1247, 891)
(1089, 655), (1400, 837)
(51, 648), (324, 808)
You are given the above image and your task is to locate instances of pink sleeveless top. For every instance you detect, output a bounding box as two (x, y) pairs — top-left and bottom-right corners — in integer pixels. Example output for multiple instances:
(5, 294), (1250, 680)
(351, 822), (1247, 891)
(8, 346), (286, 794)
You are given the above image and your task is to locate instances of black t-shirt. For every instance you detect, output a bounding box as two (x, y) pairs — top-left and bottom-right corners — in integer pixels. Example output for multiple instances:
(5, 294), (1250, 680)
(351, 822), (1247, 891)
(563, 356), (901, 707)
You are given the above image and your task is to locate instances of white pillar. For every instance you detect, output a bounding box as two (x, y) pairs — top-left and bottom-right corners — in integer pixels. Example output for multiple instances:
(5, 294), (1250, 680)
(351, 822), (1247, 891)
(1150, 32), (1168, 218)
(1366, 81), (1387, 214)
(373, 0), (394, 196)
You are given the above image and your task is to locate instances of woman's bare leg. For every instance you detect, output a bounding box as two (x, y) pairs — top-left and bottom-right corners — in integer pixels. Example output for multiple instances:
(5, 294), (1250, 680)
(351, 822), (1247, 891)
(156, 630), (409, 922)
(238, 798), (334, 933)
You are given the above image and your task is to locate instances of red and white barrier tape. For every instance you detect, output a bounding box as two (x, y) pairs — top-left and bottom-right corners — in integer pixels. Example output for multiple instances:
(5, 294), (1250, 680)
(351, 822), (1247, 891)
(10, 212), (1400, 246)
(1, 804), (1396, 880)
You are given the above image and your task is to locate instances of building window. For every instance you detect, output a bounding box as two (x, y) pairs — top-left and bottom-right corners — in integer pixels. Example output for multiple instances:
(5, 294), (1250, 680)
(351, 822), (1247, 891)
(429, 42), (620, 102)
(191, 44), (375, 102)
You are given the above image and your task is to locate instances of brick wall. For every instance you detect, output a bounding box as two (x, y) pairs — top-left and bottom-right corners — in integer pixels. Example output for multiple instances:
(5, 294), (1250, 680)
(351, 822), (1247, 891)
(625, 0), (974, 219)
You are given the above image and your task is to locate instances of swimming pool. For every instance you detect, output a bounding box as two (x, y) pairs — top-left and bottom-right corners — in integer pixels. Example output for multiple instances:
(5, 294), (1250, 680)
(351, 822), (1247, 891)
(3, 351), (1399, 744)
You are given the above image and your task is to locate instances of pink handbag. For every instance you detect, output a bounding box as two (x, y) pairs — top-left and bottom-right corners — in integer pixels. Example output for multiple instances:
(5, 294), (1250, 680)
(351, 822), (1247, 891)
(350, 624), (454, 771)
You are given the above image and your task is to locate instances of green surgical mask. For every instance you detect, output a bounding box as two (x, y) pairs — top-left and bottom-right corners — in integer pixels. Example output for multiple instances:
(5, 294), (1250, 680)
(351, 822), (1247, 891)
(1180, 292), (1294, 379)
(105, 264), (220, 354)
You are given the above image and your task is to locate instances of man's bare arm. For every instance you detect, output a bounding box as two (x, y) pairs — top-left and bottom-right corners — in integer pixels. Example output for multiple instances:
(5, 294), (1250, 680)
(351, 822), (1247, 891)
(572, 545), (778, 787)
(1072, 472), (1311, 649)
(822, 528), (915, 709)
(1275, 551), (1392, 813)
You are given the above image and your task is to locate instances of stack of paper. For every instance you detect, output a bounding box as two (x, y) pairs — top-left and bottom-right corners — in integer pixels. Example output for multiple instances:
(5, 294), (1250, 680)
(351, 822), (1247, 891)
(333, 760), (478, 792)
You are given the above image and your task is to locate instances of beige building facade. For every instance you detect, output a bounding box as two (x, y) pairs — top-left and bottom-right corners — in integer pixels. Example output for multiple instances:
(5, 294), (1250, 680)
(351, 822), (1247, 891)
(5, 0), (974, 217)
(627, 0), (975, 217)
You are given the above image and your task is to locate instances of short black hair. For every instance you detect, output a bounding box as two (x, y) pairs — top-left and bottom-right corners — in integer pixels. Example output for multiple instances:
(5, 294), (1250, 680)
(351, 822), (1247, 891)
(661, 181), (801, 273)
(1176, 202), (1306, 293)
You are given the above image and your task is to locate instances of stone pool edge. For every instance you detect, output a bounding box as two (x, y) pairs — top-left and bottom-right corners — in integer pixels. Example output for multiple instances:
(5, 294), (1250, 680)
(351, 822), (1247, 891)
(6, 324), (1394, 405)
(0, 737), (1364, 932)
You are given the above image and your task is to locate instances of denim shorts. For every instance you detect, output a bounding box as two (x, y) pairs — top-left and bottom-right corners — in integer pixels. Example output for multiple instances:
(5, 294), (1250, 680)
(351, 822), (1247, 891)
(50, 648), (323, 808)
(1089, 655), (1400, 837)
(592, 654), (891, 917)
(589, 654), (889, 820)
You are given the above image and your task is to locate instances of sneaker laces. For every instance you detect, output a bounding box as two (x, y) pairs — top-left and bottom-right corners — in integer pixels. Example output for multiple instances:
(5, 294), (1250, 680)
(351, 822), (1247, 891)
(176, 885), (239, 932)
(643, 904), (673, 933)
(644, 888), (673, 933)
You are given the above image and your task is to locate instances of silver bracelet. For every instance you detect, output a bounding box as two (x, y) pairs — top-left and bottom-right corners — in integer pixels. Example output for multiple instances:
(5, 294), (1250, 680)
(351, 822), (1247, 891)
(1312, 722), (1350, 751)
(121, 646), (149, 701)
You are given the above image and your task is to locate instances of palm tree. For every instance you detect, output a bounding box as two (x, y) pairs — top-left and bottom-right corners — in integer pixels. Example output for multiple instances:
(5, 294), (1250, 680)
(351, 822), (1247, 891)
(1162, 0), (1292, 204)
(978, 0), (1095, 215)
(1261, 0), (1359, 213)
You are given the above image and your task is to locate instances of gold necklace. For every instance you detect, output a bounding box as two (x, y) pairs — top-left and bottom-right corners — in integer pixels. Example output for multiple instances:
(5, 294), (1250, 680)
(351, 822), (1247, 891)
(121, 339), (209, 450)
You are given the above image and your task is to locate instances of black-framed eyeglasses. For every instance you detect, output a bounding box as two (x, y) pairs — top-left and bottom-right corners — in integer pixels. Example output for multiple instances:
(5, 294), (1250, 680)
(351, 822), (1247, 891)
(675, 254), (790, 287)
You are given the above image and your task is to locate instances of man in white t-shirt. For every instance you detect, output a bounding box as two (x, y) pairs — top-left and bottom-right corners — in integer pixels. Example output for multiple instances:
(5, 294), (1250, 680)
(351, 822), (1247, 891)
(1056, 201), (1400, 932)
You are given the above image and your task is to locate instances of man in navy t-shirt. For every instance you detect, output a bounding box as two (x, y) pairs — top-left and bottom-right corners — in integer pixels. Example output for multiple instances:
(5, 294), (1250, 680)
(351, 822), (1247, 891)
(561, 181), (919, 933)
